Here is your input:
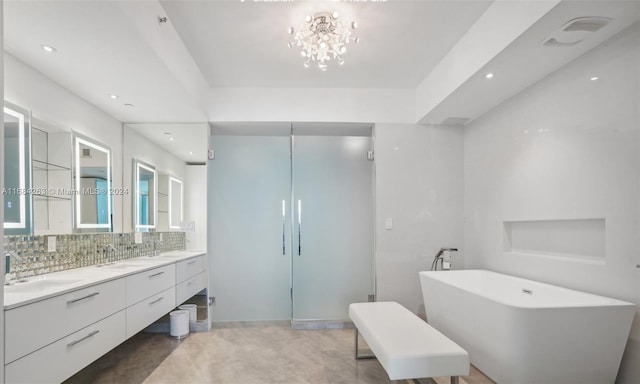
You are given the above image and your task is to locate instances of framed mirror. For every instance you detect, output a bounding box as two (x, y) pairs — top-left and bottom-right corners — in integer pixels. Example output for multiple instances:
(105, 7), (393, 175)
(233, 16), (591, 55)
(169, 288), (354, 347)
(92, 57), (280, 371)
(134, 160), (157, 231)
(74, 134), (112, 230)
(169, 177), (183, 229)
(3, 103), (32, 234)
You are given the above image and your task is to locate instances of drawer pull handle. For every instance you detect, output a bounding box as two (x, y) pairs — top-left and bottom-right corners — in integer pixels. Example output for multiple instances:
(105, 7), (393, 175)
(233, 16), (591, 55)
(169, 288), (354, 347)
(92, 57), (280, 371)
(149, 271), (165, 278)
(187, 260), (198, 265)
(67, 292), (100, 304)
(149, 296), (164, 305)
(67, 330), (100, 347)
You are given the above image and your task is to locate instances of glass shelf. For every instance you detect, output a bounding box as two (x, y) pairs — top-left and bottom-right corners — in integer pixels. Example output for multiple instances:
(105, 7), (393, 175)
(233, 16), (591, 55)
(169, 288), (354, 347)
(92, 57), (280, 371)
(32, 159), (71, 172)
(33, 194), (72, 201)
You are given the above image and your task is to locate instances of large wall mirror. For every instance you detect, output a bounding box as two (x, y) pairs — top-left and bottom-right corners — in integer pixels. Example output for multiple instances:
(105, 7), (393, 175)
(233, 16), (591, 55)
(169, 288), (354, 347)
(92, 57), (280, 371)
(3, 103), (32, 235)
(74, 134), (112, 231)
(123, 123), (206, 233)
(134, 160), (157, 231)
(169, 176), (183, 229)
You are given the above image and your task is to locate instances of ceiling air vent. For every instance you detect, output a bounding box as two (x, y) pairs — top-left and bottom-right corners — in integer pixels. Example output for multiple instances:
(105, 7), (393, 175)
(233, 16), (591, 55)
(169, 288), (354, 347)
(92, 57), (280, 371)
(81, 148), (92, 158)
(441, 117), (470, 126)
(542, 16), (611, 48)
(563, 17), (611, 33)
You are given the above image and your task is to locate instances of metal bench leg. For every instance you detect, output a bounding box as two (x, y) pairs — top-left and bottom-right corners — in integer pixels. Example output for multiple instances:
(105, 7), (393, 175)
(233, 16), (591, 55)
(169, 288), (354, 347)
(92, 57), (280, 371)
(354, 328), (376, 360)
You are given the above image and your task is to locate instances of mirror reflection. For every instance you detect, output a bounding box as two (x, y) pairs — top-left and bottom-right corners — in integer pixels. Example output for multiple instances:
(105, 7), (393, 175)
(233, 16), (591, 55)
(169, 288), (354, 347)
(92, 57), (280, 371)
(169, 177), (183, 229)
(32, 126), (72, 235)
(135, 161), (156, 231)
(3, 104), (32, 234)
(74, 135), (112, 230)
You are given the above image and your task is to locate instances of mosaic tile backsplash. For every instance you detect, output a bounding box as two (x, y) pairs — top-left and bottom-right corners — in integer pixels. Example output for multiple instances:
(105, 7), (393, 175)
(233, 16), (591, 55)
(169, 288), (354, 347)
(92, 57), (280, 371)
(4, 232), (185, 280)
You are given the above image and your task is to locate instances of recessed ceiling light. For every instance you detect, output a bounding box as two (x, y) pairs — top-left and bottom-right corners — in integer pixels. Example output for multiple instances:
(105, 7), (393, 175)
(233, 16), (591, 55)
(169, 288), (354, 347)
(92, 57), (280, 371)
(485, 73), (494, 79)
(108, 94), (119, 100)
(41, 45), (57, 54)
(590, 76), (599, 81)
(169, 137), (174, 142)
(189, 151), (193, 155)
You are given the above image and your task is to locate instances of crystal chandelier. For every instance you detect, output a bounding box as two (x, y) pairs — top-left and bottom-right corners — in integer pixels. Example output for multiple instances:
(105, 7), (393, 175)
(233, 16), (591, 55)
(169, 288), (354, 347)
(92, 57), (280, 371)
(288, 11), (359, 71)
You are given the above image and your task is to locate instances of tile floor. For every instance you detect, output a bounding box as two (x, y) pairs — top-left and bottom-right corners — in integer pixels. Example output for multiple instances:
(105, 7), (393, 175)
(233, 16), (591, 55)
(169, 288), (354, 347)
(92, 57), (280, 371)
(65, 324), (494, 384)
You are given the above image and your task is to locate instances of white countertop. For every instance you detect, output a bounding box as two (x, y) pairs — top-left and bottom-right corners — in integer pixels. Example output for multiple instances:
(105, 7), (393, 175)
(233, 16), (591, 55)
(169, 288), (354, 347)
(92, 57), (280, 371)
(4, 250), (206, 310)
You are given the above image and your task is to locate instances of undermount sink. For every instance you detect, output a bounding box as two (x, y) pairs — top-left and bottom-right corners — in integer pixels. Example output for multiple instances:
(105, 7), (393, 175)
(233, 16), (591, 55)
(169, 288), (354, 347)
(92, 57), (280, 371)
(155, 253), (185, 259)
(5, 279), (82, 293)
(155, 251), (202, 259)
(96, 262), (145, 270)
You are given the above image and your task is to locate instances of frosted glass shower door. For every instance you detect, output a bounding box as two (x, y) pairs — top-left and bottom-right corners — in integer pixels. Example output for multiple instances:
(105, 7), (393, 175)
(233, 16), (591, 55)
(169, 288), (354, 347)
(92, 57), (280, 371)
(292, 135), (374, 321)
(209, 136), (291, 321)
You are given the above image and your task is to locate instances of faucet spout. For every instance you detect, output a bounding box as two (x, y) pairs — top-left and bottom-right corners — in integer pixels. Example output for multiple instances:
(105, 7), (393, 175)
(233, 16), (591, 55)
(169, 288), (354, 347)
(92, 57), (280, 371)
(104, 244), (117, 253)
(103, 244), (118, 263)
(152, 239), (163, 256)
(5, 251), (24, 285)
(431, 247), (458, 271)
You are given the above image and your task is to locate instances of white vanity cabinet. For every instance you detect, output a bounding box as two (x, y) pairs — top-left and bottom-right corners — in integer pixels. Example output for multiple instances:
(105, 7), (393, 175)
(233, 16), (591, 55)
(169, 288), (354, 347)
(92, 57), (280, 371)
(176, 255), (205, 283)
(4, 252), (207, 383)
(126, 264), (176, 306)
(176, 272), (207, 305)
(125, 264), (177, 337)
(175, 255), (206, 305)
(5, 311), (126, 384)
(5, 278), (126, 364)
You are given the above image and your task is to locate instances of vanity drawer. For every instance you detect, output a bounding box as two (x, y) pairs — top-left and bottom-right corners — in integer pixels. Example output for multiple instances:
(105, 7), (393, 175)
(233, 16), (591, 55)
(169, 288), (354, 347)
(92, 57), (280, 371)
(126, 264), (175, 306)
(5, 310), (126, 384)
(176, 271), (207, 305)
(5, 278), (126, 364)
(126, 286), (176, 338)
(176, 255), (205, 283)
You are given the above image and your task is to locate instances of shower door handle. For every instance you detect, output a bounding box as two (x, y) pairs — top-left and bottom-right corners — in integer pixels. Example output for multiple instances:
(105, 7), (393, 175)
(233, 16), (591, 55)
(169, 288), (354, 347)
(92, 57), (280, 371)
(282, 200), (286, 256)
(297, 200), (302, 256)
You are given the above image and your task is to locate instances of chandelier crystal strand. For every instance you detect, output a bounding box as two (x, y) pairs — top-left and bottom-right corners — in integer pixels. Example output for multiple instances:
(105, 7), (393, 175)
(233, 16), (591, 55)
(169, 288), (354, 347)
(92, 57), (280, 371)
(288, 12), (359, 71)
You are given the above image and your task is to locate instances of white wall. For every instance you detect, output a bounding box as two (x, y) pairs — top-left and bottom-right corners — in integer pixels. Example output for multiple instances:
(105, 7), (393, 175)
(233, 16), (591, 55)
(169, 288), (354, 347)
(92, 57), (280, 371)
(122, 126), (187, 233)
(375, 123), (464, 315)
(185, 164), (207, 250)
(209, 88), (415, 124)
(464, 23), (640, 383)
(4, 53), (124, 232)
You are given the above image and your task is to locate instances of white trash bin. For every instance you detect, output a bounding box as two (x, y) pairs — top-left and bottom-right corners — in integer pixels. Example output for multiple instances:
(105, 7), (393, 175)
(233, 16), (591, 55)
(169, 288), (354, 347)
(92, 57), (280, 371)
(169, 310), (190, 338)
(178, 304), (198, 331)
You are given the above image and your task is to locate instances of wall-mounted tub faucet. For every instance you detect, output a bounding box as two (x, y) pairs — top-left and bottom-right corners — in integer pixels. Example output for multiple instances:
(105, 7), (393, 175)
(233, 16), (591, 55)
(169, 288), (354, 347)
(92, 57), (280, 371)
(431, 248), (458, 271)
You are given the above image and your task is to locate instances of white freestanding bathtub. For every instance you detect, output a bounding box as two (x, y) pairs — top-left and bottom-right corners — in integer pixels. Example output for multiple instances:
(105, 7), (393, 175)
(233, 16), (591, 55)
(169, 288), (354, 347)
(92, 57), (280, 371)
(419, 270), (636, 384)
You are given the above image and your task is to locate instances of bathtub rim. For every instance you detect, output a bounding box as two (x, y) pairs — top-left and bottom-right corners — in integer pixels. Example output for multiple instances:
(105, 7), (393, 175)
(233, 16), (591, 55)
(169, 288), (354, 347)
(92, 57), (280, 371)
(419, 269), (636, 310)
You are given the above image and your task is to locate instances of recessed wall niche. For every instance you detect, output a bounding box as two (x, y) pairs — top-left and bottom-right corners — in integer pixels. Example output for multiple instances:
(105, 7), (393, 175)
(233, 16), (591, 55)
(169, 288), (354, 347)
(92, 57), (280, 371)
(503, 218), (605, 261)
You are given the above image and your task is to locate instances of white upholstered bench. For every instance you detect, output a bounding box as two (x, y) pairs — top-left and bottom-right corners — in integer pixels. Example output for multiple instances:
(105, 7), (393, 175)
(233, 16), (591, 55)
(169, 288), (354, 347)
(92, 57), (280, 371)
(349, 302), (469, 384)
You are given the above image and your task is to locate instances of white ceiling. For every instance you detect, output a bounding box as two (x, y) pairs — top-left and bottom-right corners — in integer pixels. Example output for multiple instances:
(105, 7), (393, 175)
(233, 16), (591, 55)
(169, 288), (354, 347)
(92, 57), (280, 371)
(3, 0), (207, 124)
(160, 0), (493, 88)
(4, 0), (639, 162)
(421, 0), (640, 124)
(127, 123), (209, 163)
